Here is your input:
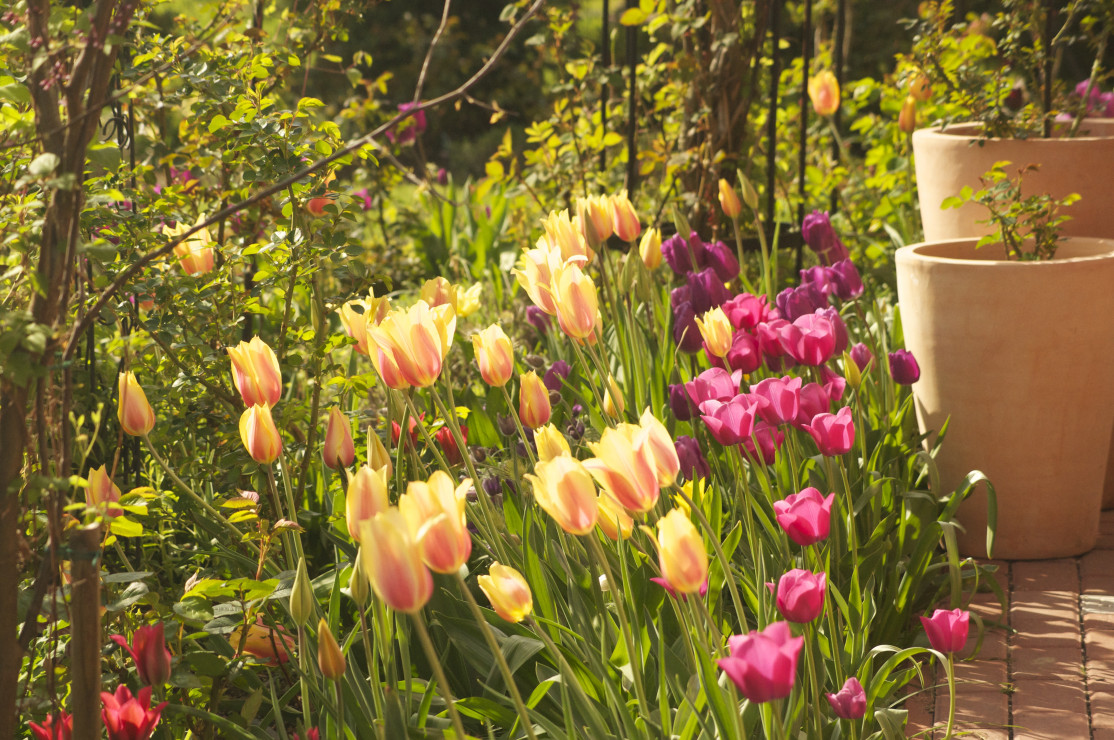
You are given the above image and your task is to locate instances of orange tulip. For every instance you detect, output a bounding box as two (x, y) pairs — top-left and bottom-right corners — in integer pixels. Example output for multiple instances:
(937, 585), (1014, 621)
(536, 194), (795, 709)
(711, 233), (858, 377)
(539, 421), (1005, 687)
(610, 190), (641, 242)
(87, 464), (122, 512)
(317, 618), (346, 681)
(575, 197), (613, 251)
(399, 471), (472, 574)
(323, 407), (355, 470)
(899, 95), (918, 134)
(583, 423), (660, 513)
(230, 617), (294, 664)
(118, 372), (155, 437)
(366, 301), (456, 389)
(227, 336), (282, 408)
(808, 70), (841, 116)
(525, 456), (599, 535)
(597, 493), (634, 541)
(718, 179), (743, 220)
(346, 464), (390, 542)
(534, 423), (571, 462)
(518, 371), (552, 430)
(657, 508), (708, 595)
(358, 508), (434, 613)
(639, 227), (662, 270)
(910, 73), (932, 102)
(472, 324), (514, 387)
(239, 404), (282, 464)
(478, 563), (533, 623)
(553, 261), (599, 340)
(639, 408), (680, 487)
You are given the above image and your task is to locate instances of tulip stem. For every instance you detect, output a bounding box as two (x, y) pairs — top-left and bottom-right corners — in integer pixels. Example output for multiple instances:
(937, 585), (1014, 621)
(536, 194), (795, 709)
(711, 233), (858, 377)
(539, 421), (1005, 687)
(803, 622), (825, 740)
(358, 608), (385, 734)
(410, 613), (468, 740)
(297, 625), (314, 734)
(944, 651), (956, 740)
(333, 678), (344, 736)
(141, 435), (259, 556)
(454, 575), (538, 740)
(525, 616), (611, 739)
(497, 385), (538, 468)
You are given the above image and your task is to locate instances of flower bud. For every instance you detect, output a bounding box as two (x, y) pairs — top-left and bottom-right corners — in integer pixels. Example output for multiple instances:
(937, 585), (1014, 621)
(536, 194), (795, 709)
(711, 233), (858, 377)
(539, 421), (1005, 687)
(290, 557), (314, 628)
(909, 73), (932, 102)
(718, 179), (743, 220)
(695, 307), (733, 359)
(808, 70), (841, 116)
(610, 190), (642, 242)
(349, 550), (371, 608)
(518, 372), (552, 430)
(899, 95), (917, 134)
(346, 464), (390, 542)
(87, 464), (122, 512)
(657, 508), (708, 595)
(316, 618), (346, 681)
(603, 375), (625, 419)
(737, 173), (759, 211)
(888, 349), (921, 385)
(227, 337), (283, 408)
(118, 372), (156, 437)
(576, 196), (613, 250)
(639, 227), (662, 270)
(239, 404), (282, 464)
(472, 325), (514, 387)
(478, 563), (533, 623)
(534, 423), (571, 462)
(368, 430), (393, 479)
(359, 509), (434, 613)
(323, 407), (355, 470)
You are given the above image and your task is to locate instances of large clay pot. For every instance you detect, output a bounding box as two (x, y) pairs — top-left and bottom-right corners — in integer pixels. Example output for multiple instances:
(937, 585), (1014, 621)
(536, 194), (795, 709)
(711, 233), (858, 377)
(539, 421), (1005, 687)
(912, 121), (1114, 242)
(895, 238), (1114, 559)
(913, 121), (1114, 509)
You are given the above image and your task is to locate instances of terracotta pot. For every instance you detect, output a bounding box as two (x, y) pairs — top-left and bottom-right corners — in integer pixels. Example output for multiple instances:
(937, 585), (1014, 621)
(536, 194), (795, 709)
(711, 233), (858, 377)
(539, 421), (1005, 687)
(912, 121), (1114, 242)
(913, 121), (1114, 510)
(895, 238), (1114, 559)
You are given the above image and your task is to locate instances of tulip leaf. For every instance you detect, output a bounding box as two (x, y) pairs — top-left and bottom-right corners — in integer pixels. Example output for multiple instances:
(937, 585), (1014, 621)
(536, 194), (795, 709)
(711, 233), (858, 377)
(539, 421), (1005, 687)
(103, 571), (153, 584)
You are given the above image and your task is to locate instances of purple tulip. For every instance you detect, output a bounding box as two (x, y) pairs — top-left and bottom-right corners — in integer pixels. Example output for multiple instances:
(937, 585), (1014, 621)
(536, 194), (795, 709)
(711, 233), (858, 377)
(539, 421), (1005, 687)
(799, 265), (837, 297)
(849, 342), (874, 373)
(544, 361), (572, 392)
(705, 240), (740, 282)
(526, 306), (550, 334)
(687, 268), (731, 314)
(829, 259), (864, 299)
(775, 284), (826, 323)
(675, 436), (711, 481)
(672, 302), (704, 353)
(661, 232), (709, 276)
(801, 210), (849, 265)
(669, 383), (696, 421)
(888, 349), (921, 385)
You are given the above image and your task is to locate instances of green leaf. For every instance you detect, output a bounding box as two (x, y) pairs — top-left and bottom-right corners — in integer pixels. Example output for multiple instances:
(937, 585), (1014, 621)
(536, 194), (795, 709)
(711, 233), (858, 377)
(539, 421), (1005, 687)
(619, 7), (648, 25)
(109, 516), (144, 538)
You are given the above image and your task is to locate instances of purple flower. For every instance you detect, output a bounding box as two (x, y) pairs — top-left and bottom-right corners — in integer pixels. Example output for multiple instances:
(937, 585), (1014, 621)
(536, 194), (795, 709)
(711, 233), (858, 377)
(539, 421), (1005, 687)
(888, 349), (921, 385)
(353, 187), (373, 211)
(526, 306), (551, 334)
(672, 302), (704, 353)
(799, 265), (837, 297)
(669, 383), (696, 421)
(661, 232), (708, 275)
(385, 103), (427, 145)
(801, 211), (849, 265)
(674, 436), (711, 480)
(544, 361), (572, 392)
(849, 342), (874, 373)
(829, 259), (864, 300)
(705, 240), (740, 282)
(818, 307), (849, 355)
(775, 284), (826, 322)
(436, 168), (448, 186)
(686, 268), (731, 314)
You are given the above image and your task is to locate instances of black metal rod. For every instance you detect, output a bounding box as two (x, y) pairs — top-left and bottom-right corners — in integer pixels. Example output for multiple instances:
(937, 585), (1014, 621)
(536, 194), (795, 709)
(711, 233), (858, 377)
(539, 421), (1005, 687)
(625, 0), (637, 192)
(764, 0), (781, 235)
(797, 0), (812, 273)
(830, 0), (846, 214)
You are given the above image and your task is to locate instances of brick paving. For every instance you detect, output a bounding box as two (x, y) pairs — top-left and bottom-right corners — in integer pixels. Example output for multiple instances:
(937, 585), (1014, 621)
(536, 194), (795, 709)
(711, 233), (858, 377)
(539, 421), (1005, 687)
(906, 511), (1114, 739)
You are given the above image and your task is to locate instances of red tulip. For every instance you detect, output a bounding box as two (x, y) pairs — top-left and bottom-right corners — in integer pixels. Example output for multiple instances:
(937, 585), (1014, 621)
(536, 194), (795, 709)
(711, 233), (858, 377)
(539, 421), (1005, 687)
(110, 623), (172, 686)
(434, 424), (468, 466)
(772, 569), (826, 623)
(717, 622), (803, 703)
(774, 487), (835, 547)
(101, 685), (167, 740)
(920, 608), (970, 653)
(806, 406), (855, 456)
(826, 677), (867, 719)
(28, 711), (72, 740)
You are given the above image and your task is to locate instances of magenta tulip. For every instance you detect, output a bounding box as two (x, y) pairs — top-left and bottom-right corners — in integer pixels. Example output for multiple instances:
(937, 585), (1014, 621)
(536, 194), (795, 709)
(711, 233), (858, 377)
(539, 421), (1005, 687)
(829, 259), (865, 299)
(724, 330), (762, 374)
(717, 621), (804, 703)
(699, 395), (758, 446)
(826, 677), (867, 719)
(722, 292), (770, 330)
(684, 367), (741, 408)
(755, 319), (796, 372)
(773, 569), (826, 623)
(806, 406), (855, 455)
(774, 487), (835, 546)
(801, 210), (849, 265)
(888, 349), (921, 385)
(819, 366), (847, 403)
(110, 623), (172, 686)
(751, 376), (802, 426)
(794, 382), (832, 428)
(779, 313), (837, 367)
(101, 685), (167, 740)
(849, 342), (874, 373)
(675, 436), (711, 481)
(920, 608), (970, 653)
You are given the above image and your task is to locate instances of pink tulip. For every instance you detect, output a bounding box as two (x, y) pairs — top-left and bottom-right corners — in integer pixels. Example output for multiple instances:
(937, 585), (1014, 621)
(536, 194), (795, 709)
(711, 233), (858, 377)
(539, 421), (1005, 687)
(778, 313), (837, 367)
(699, 394), (758, 446)
(755, 319), (796, 371)
(751, 376), (802, 426)
(920, 608), (970, 653)
(773, 569), (826, 623)
(684, 367), (741, 408)
(774, 487), (835, 546)
(110, 623), (172, 686)
(717, 621), (804, 703)
(722, 292), (770, 330)
(849, 343), (874, 373)
(819, 366), (847, 403)
(724, 331), (762, 374)
(741, 421), (784, 465)
(101, 685), (167, 740)
(794, 382), (831, 428)
(806, 406), (855, 456)
(826, 677), (867, 719)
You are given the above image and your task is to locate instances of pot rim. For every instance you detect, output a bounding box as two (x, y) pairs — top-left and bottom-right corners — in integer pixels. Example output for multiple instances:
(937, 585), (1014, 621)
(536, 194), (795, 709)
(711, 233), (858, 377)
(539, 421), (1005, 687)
(897, 237), (1114, 267)
(913, 120), (1114, 144)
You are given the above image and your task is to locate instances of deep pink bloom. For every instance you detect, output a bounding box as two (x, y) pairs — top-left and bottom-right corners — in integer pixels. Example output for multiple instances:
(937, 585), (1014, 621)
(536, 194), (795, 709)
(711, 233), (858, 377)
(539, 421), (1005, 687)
(101, 685), (167, 740)
(794, 383), (831, 428)
(826, 677), (867, 719)
(888, 349), (921, 385)
(699, 394), (758, 446)
(724, 331), (762, 374)
(685, 368), (741, 408)
(819, 365), (847, 403)
(651, 576), (709, 601)
(295, 730), (321, 740)
(800, 265), (837, 297)
(110, 623), (172, 686)
(775, 284), (826, 322)
(751, 376), (802, 426)
(28, 711), (72, 740)
(849, 342), (874, 373)
(741, 421), (784, 465)
(774, 487), (835, 546)
(920, 608), (970, 653)
(779, 314), (837, 367)
(829, 259), (864, 299)
(385, 103), (427, 145)
(773, 569), (826, 623)
(818, 307), (849, 355)
(722, 292), (770, 330)
(353, 187), (373, 211)
(755, 319), (796, 371)
(717, 622), (804, 703)
(806, 406), (855, 456)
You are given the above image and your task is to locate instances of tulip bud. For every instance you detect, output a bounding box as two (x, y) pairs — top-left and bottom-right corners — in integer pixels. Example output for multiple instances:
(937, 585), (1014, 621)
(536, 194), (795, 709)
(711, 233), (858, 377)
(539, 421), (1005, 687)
(534, 423), (571, 462)
(554, 261), (599, 340)
(737, 173), (759, 211)
(603, 375), (625, 419)
(888, 349), (921, 385)
(718, 179), (743, 220)
(346, 464), (390, 542)
(316, 618), (346, 681)
(920, 608), (970, 653)
(842, 351), (862, 390)
(909, 73), (932, 102)
(368, 431), (393, 479)
(87, 464), (123, 512)
(239, 404), (282, 464)
(639, 227), (662, 270)
(657, 508), (708, 595)
(576, 196), (613, 250)
(117, 371), (156, 437)
(290, 557), (314, 628)
(110, 623), (173, 687)
(899, 95), (917, 134)
(826, 677), (867, 720)
(478, 563), (533, 623)
(472, 324), (515, 387)
(323, 407), (355, 470)
(808, 70), (841, 116)
(518, 371), (552, 430)
(349, 550), (371, 608)
(610, 190), (642, 242)
(695, 307), (734, 359)
(638, 408), (680, 487)
(228, 336), (283, 408)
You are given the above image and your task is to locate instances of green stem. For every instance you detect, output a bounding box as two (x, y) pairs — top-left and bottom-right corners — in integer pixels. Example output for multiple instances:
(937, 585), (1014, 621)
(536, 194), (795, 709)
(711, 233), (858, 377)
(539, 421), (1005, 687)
(297, 626), (313, 735)
(944, 651), (956, 740)
(673, 484), (749, 634)
(497, 384), (538, 468)
(454, 575), (538, 740)
(358, 608), (385, 734)
(525, 616), (611, 738)
(411, 613), (468, 740)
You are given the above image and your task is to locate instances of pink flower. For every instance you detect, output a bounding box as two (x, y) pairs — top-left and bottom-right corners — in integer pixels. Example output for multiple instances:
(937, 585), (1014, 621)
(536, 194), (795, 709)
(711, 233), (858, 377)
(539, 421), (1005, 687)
(722, 292), (770, 330)
(717, 621), (804, 703)
(778, 313), (837, 367)
(819, 366), (847, 403)
(684, 367), (741, 408)
(888, 349), (921, 385)
(751, 376), (801, 426)
(741, 421), (784, 465)
(772, 569), (826, 623)
(806, 406), (855, 456)
(28, 711), (72, 740)
(110, 623), (172, 686)
(385, 103), (427, 145)
(849, 343), (874, 373)
(920, 608), (970, 653)
(699, 395), (758, 446)
(774, 487), (835, 546)
(755, 319), (796, 372)
(794, 382), (831, 428)
(101, 685), (168, 740)
(724, 331), (762, 374)
(826, 677), (867, 719)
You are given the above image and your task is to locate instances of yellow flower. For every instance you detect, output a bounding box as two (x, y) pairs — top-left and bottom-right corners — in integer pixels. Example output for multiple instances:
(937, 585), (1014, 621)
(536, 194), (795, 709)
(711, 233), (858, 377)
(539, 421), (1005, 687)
(118, 371), (156, 437)
(227, 336), (282, 407)
(322, 407), (355, 470)
(657, 508), (708, 595)
(399, 471), (472, 575)
(695, 307), (733, 358)
(455, 283), (483, 318)
(638, 407), (680, 487)
(534, 423), (571, 462)
(543, 208), (594, 262)
(525, 456), (599, 535)
(346, 464), (390, 542)
(239, 404), (282, 464)
(609, 190), (641, 242)
(574, 196), (613, 250)
(471, 324), (514, 387)
(808, 70), (841, 116)
(358, 508), (434, 613)
(478, 563), (533, 623)
(316, 618), (346, 681)
(718, 179), (743, 220)
(583, 423), (659, 513)
(366, 300), (456, 389)
(639, 227), (662, 270)
(597, 493), (634, 541)
(518, 371), (552, 430)
(553, 260), (599, 340)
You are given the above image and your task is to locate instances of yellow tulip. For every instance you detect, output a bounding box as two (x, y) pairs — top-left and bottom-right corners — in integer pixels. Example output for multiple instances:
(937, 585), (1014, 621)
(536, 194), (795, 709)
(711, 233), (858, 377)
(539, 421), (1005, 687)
(471, 324), (514, 387)
(602, 374), (625, 419)
(534, 423), (571, 462)
(420, 276), (457, 309)
(657, 508), (708, 595)
(366, 300), (455, 389)
(227, 336), (282, 408)
(317, 618), (346, 681)
(399, 471), (472, 574)
(455, 283), (483, 318)
(808, 70), (841, 117)
(346, 464), (390, 542)
(86, 464), (122, 511)
(639, 407), (680, 487)
(639, 227), (662, 270)
(368, 431), (393, 479)
(695, 307), (733, 358)
(478, 563), (533, 623)
(525, 456), (599, 535)
(543, 208), (594, 262)
(239, 404), (282, 464)
(718, 179), (743, 220)
(899, 94), (918, 134)
(609, 190), (641, 242)
(359, 508), (434, 613)
(323, 407), (355, 470)
(117, 371), (155, 437)
(574, 197), (613, 250)
(583, 423), (659, 513)
(518, 371), (552, 430)
(164, 219), (215, 275)
(597, 493), (634, 541)
(553, 261), (599, 340)
(513, 241), (564, 316)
